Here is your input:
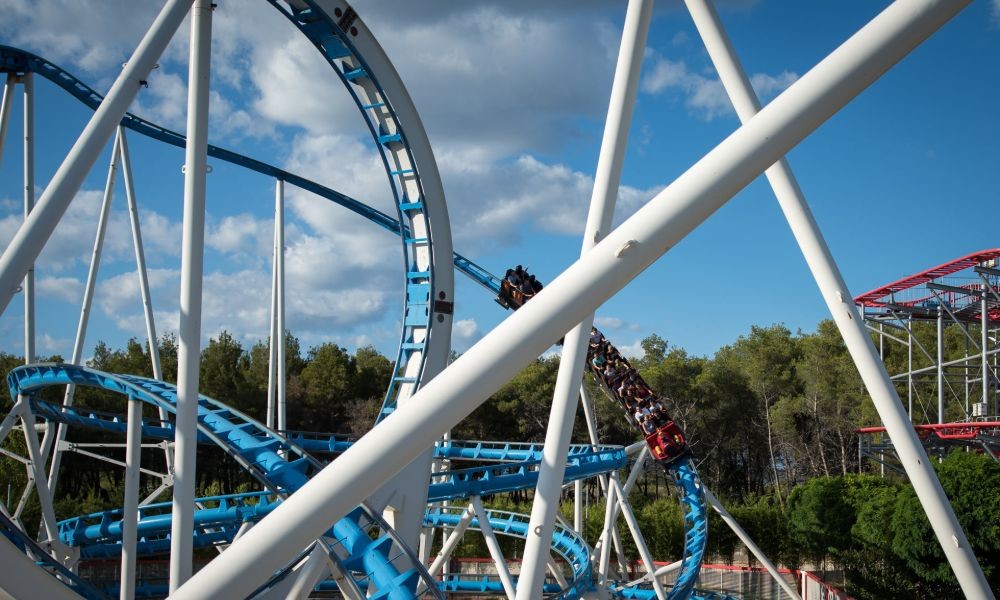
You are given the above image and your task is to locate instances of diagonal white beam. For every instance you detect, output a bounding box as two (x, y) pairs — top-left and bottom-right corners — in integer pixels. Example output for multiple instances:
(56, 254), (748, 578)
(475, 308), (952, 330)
(702, 486), (799, 600)
(471, 496), (516, 600)
(0, 73), (15, 167)
(683, 0), (991, 595)
(610, 478), (666, 600)
(43, 128), (123, 492)
(119, 128), (174, 472)
(173, 2), (969, 596)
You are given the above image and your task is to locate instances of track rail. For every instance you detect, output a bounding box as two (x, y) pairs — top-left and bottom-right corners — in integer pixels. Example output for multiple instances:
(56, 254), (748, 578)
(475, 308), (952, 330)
(7, 364), (440, 599)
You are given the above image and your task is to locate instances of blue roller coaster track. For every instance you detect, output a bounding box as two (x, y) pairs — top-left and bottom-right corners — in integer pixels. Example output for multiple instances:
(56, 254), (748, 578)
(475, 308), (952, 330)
(0, 0), (714, 597)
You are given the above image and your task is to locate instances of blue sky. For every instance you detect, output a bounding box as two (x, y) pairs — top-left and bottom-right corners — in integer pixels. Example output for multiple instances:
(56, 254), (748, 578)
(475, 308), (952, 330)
(0, 0), (997, 364)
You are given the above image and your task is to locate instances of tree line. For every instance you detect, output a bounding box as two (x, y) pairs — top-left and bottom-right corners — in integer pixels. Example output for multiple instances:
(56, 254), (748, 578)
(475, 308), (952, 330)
(0, 318), (996, 597)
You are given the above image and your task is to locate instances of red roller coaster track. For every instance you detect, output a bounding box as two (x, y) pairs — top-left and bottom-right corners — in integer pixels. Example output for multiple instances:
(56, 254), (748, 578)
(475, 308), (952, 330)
(853, 248), (1000, 321)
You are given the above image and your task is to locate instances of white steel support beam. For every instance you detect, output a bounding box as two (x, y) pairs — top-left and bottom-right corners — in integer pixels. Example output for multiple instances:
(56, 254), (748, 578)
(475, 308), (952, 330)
(547, 556), (569, 589)
(517, 1), (653, 595)
(471, 496), (516, 600)
(20, 405), (59, 545)
(609, 478), (665, 600)
(596, 477), (617, 582)
(938, 306), (945, 423)
(286, 544), (329, 600)
(120, 394), (143, 600)
(0, 73), (15, 166)
(0, 0), (195, 316)
(0, 397), (25, 447)
(579, 386), (602, 451)
(119, 128), (173, 473)
(43, 129), (122, 492)
(22, 72), (35, 365)
(169, 0), (213, 591)
(275, 179), (287, 433)
(683, 0), (990, 594)
(174, 3), (971, 596)
(426, 504), (475, 579)
(702, 486), (800, 600)
(267, 192), (278, 429)
(908, 315), (914, 419)
(594, 447), (647, 568)
(983, 294), (989, 407)
(574, 479), (583, 533)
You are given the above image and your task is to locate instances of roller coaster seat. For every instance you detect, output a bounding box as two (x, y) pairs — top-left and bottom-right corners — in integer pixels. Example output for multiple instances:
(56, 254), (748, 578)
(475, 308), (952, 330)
(646, 420), (688, 464)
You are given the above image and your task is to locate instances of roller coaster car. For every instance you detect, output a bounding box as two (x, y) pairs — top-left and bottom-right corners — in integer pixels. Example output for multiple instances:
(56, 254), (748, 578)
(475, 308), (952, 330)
(497, 279), (528, 310)
(646, 420), (688, 465)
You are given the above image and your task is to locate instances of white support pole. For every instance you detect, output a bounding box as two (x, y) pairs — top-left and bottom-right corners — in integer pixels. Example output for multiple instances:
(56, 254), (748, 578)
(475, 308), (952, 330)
(908, 315), (914, 420)
(267, 209), (278, 430)
(579, 387), (601, 450)
(22, 72), (35, 365)
(43, 129), (122, 491)
(120, 394), (143, 600)
(574, 479), (583, 533)
(683, 0), (990, 595)
(225, 521), (252, 546)
(119, 128), (173, 475)
(0, 73), (15, 167)
(546, 555), (569, 589)
(20, 405), (60, 545)
(0, 397), (26, 447)
(119, 128), (162, 383)
(169, 0), (212, 591)
(174, 3), (972, 596)
(426, 504), (475, 579)
(286, 544), (329, 600)
(983, 294), (989, 407)
(938, 306), (945, 423)
(702, 486), (800, 600)
(597, 478), (617, 582)
(275, 179), (287, 433)
(0, 0), (195, 316)
(517, 1), (653, 596)
(470, 497), (516, 600)
(594, 448), (647, 566)
(609, 478), (666, 600)
(580, 386), (612, 496)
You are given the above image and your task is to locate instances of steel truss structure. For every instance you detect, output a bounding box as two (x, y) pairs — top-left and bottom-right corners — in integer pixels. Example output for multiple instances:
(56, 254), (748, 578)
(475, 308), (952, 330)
(855, 249), (1000, 470)
(0, 1), (994, 600)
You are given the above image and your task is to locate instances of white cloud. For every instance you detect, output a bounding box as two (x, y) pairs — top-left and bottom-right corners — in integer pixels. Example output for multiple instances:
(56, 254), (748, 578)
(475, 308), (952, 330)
(641, 53), (797, 121)
(616, 339), (644, 359)
(207, 213), (274, 259)
(38, 332), (72, 355)
(596, 316), (625, 329)
(453, 318), (479, 342)
(36, 276), (84, 304)
(439, 154), (662, 250)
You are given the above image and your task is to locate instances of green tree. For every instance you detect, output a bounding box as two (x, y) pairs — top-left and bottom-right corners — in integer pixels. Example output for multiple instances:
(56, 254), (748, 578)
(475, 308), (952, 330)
(891, 452), (999, 589)
(787, 476), (854, 566)
(722, 325), (802, 502)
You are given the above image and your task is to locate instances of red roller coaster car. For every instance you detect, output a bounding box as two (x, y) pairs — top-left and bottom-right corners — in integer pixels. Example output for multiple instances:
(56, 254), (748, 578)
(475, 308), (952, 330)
(646, 420), (688, 464)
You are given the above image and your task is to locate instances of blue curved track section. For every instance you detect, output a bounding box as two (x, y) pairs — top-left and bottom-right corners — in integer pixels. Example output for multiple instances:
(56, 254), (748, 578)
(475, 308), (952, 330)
(6, 364), (440, 600)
